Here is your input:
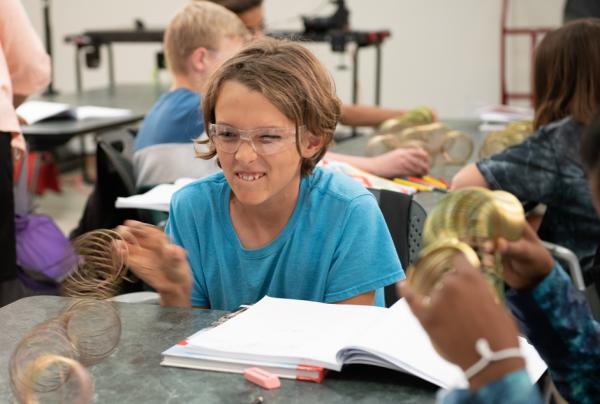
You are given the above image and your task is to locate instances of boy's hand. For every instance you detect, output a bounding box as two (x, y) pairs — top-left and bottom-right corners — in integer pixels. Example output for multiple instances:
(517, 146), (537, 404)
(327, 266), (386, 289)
(117, 220), (192, 307)
(400, 253), (524, 390)
(496, 222), (554, 291)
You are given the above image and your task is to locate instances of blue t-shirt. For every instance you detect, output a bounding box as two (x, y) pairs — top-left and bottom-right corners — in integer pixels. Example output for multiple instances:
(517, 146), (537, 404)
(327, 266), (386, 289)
(133, 88), (204, 152)
(166, 168), (404, 310)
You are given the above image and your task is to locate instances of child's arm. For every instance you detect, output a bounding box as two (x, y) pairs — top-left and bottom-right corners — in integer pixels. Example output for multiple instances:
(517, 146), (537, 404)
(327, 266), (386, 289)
(326, 147), (430, 178)
(339, 104), (407, 127)
(1, 0), (51, 99)
(451, 163), (489, 190)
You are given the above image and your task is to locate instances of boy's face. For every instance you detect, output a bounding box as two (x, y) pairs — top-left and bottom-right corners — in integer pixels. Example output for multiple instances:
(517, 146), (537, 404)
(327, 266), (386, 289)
(238, 5), (265, 36)
(213, 80), (319, 208)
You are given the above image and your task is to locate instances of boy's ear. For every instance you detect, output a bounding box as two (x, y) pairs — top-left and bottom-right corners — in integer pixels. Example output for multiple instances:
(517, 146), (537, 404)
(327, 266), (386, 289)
(189, 47), (209, 73)
(300, 133), (324, 158)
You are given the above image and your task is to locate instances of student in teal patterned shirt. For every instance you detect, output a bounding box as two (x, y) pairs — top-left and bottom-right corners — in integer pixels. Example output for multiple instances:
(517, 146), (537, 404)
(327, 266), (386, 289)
(452, 19), (600, 278)
(399, 108), (600, 404)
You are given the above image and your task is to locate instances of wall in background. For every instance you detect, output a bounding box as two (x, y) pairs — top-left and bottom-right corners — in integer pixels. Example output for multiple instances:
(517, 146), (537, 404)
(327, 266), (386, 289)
(21, 0), (564, 118)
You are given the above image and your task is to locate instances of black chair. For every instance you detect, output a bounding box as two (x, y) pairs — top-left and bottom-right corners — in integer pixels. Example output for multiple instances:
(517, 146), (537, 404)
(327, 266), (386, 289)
(368, 188), (427, 307)
(70, 128), (142, 238)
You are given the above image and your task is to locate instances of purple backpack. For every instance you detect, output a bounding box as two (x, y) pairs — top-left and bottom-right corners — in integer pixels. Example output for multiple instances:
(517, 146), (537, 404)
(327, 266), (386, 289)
(15, 214), (77, 285)
(13, 155), (76, 289)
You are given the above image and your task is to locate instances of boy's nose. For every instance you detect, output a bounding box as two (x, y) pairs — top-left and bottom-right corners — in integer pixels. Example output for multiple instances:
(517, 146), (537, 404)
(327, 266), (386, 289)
(234, 139), (258, 163)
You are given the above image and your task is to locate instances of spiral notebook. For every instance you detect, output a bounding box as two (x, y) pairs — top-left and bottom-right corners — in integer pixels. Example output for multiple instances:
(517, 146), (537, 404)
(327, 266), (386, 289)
(161, 296), (547, 388)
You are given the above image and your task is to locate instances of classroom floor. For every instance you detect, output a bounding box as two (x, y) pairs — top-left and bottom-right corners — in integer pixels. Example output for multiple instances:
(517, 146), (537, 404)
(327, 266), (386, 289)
(35, 170), (93, 236)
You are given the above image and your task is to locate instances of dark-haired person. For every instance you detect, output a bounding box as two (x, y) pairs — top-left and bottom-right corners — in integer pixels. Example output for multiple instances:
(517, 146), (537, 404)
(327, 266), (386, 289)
(452, 19), (600, 279)
(203, 0), (431, 179)
(400, 217), (600, 403)
(400, 112), (600, 402)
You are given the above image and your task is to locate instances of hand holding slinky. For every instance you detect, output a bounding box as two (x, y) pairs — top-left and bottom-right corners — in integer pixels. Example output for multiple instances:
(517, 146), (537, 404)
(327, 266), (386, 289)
(368, 146), (430, 178)
(117, 220), (192, 307)
(400, 253), (524, 390)
(495, 222), (554, 291)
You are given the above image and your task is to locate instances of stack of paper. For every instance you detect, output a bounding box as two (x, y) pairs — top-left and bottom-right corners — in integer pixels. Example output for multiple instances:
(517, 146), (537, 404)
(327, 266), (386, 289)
(115, 178), (195, 211)
(476, 105), (533, 132)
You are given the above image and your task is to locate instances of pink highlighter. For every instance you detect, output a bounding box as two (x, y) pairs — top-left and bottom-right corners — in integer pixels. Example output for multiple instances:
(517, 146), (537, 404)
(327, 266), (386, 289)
(243, 367), (281, 389)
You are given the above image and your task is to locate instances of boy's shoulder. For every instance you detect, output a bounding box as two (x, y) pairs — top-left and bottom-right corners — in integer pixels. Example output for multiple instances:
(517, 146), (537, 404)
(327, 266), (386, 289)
(171, 171), (226, 205)
(308, 167), (374, 204)
(153, 88), (200, 112)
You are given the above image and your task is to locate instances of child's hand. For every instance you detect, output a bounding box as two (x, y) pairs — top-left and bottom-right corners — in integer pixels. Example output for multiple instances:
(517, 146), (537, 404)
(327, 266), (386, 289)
(496, 222), (554, 291)
(117, 220), (192, 307)
(10, 132), (26, 161)
(399, 253), (524, 390)
(369, 146), (430, 178)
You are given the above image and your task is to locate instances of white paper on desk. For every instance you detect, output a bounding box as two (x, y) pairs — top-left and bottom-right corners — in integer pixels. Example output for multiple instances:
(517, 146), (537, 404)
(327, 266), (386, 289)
(345, 299), (548, 389)
(16, 100), (72, 124)
(74, 106), (131, 120)
(115, 177), (195, 211)
(17, 101), (132, 124)
(476, 105), (533, 124)
(186, 296), (388, 370)
(183, 296), (547, 389)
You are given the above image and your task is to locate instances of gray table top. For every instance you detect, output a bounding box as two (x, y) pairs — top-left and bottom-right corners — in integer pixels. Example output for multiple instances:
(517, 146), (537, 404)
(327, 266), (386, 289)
(0, 296), (437, 403)
(22, 84), (167, 138)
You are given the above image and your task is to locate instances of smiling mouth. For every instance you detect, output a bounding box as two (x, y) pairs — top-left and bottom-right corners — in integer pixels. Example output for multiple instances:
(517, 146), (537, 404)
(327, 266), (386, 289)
(236, 173), (266, 182)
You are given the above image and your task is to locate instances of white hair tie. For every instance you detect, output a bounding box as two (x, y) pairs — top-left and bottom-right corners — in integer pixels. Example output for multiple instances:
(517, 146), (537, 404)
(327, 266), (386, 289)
(463, 338), (522, 380)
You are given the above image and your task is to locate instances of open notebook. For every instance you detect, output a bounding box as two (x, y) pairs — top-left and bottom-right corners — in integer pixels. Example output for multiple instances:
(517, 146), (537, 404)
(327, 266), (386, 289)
(162, 296), (547, 388)
(17, 100), (131, 124)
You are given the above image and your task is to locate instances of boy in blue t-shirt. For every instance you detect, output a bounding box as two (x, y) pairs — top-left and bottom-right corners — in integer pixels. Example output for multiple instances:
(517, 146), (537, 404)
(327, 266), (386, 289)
(133, 2), (249, 189)
(120, 38), (404, 310)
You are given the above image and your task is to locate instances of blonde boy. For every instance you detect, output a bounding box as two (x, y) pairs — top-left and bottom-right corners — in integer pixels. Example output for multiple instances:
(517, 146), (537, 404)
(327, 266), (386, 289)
(133, 2), (249, 188)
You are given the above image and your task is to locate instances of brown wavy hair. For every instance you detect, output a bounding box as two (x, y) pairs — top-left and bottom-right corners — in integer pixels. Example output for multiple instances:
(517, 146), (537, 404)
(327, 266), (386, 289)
(197, 37), (341, 176)
(533, 18), (600, 129)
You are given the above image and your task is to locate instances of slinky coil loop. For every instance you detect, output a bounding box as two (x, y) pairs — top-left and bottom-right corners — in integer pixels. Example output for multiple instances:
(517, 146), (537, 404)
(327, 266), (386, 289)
(367, 122), (474, 165)
(410, 187), (525, 300)
(62, 229), (131, 299)
(60, 299), (122, 366)
(479, 121), (533, 159)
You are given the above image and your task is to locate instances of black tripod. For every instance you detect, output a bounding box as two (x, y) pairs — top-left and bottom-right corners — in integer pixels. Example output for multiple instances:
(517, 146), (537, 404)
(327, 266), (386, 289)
(42, 0), (57, 95)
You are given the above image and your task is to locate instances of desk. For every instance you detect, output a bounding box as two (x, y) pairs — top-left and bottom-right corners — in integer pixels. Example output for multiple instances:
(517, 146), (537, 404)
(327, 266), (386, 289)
(0, 296), (437, 403)
(22, 84), (165, 181)
(331, 119), (485, 211)
(65, 28), (389, 108)
(22, 84), (164, 148)
(65, 30), (164, 92)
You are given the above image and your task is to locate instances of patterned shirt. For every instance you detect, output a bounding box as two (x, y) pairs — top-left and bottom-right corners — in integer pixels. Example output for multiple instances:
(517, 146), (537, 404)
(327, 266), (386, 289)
(440, 369), (541, 404)
(442, 262), (600, 403)
(477, 117), (600, 275)
(507, 262), (600, 403)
